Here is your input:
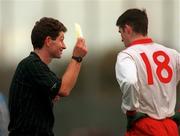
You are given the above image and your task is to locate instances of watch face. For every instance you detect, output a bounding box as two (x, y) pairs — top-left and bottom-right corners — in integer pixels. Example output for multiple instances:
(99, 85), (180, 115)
(72, 56), (82, 62)
(77, 57), (82, 62)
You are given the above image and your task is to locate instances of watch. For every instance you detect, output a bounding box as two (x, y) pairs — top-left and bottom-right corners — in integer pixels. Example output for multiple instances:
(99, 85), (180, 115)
(72, 56), (83, 63)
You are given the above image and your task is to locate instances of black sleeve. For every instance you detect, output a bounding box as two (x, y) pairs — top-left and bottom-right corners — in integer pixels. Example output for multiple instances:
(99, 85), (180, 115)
(27, 60), (61, 99)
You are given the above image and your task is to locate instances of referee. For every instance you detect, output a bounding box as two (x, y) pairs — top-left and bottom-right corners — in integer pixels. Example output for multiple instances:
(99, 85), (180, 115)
(8, 17), (87, 136)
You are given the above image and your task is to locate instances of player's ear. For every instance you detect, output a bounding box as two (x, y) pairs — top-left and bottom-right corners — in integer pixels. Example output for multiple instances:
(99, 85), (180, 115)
(124, 24), (132, 34)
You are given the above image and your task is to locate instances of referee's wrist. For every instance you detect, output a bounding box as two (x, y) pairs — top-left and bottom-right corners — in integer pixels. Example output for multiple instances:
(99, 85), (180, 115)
(72, 56), (83, 63)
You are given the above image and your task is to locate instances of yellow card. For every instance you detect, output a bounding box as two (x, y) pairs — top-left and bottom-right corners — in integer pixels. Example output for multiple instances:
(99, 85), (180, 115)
(75, 23), (83, 38)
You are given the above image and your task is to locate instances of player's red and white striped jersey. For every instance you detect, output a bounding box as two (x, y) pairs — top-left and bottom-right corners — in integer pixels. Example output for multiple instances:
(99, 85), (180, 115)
(115, 38), (180, 119)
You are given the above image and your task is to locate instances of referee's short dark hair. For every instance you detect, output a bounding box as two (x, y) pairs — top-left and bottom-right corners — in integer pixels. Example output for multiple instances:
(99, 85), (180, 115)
(116, 8), (148, 36)
(31, 17), (67, 49)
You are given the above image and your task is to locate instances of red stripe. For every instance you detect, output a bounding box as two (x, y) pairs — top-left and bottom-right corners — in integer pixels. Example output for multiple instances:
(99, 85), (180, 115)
(130, 38), (153, 46)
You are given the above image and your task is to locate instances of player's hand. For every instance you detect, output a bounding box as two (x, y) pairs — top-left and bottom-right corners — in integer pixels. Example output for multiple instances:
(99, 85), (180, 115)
(72, 38), (88, 58)
(171, 111), (180, 126)
(126, 112), (147, 130)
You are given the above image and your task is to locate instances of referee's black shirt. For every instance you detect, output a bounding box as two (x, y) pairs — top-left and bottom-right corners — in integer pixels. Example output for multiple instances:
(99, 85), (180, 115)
(8, 52), (61, 135)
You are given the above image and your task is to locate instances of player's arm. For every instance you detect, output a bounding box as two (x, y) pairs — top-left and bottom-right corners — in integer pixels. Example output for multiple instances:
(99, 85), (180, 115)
(115, 52), (146, 130)
(115, 52), (140, 113)
(171, 52), (180, 126)
(177, 51), (180, 83)
(58, 38), (87, 97)
(171, 110), (180, 127)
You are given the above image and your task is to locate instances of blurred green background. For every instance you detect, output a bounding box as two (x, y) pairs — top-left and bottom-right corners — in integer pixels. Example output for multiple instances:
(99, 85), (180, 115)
(0, 0), (180, 135)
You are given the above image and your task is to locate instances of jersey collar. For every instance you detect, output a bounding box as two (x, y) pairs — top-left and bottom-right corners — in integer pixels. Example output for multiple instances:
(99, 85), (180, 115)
(129, 38), (153, 47)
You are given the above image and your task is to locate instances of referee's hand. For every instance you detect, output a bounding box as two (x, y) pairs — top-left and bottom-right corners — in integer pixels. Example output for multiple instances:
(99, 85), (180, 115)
(73, 38), (88, 58)
(53, 95), (60, 103)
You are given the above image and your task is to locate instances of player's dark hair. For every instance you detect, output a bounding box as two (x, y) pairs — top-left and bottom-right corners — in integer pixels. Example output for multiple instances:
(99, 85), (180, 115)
(116, 8), (148, 36)
(31, 17), (67, 49)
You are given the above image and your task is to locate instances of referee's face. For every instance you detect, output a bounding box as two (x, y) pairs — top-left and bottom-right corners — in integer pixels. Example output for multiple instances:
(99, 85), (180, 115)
(48, 32), (66, 58)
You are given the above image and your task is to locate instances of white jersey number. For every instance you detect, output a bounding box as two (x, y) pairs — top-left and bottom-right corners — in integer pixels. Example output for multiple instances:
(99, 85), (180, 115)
(140, 51), (173, 85)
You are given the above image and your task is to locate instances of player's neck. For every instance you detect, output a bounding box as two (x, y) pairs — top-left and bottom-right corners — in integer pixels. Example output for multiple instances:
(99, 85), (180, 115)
(131, 34), (148, 43)
(34, 49), (52, 64)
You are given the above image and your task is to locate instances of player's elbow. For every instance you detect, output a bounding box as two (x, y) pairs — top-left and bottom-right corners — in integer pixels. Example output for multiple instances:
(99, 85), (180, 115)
(127, 79), (137, 86)
(126, 75), (138, 84)
(119, 78), (138, 91)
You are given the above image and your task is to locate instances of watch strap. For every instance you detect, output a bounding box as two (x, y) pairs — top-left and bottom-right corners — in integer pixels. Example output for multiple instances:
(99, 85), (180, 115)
(72, 56), (83, 63)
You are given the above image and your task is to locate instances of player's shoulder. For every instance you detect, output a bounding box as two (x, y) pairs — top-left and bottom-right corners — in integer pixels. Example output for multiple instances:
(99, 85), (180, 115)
(119, 46), (138, 58)
(117, 50), (135, 62)
(154, 43), (179, 55)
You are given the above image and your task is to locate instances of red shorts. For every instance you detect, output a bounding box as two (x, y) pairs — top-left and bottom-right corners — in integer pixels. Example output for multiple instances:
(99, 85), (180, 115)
(125, 117), (179, 136)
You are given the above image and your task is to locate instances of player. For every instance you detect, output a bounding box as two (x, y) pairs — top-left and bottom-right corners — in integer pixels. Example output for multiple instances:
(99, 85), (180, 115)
(115, 8), (180, 135)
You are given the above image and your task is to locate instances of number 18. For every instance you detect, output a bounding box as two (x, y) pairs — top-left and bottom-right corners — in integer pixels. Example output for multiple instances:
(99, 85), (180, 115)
(140, 51), (173, 85)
